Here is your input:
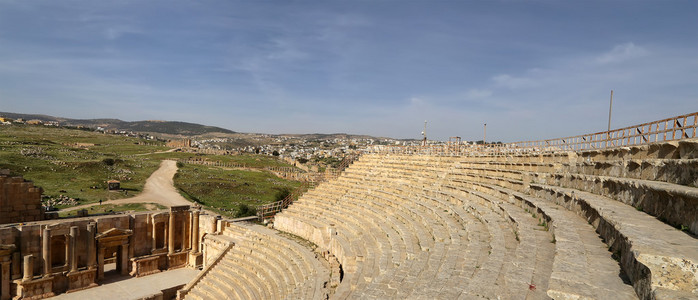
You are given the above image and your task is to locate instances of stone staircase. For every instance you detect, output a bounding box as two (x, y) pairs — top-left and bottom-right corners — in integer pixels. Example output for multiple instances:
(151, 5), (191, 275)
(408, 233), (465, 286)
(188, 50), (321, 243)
(181, 222), (331, 300)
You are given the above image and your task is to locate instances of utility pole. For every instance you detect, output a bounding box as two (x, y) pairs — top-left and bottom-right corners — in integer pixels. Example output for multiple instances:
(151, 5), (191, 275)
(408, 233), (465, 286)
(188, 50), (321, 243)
(421, 120), (427, 146)
(607, 90), (614, 148)
(483, 123), (487, 145)
(608, 90), (614, 132)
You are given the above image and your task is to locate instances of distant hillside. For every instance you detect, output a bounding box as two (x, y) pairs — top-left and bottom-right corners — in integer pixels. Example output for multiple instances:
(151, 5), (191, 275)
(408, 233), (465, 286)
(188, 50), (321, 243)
(0, 112), (235, 136)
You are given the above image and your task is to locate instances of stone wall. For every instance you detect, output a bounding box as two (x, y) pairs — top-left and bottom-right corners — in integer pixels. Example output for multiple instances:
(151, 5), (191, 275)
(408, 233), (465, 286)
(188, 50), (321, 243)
(0, 207), (212, 299)
(0, 171), (44, 224)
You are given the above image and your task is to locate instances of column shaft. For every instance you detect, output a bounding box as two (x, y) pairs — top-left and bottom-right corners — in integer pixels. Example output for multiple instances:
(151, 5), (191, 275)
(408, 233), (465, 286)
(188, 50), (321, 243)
(42, 228), (51, 275)
(97, 247), (104, 281)
(22, 255), (33, 281)
(1, 259), (10, 300)
(69, 226), (78, 272)
(151, 218), (157, 251)
(192, 211), (200, 253)
(120, 245), (128, 276)
(168, 212), (175, 254)
(87, 223), (96, 269)
(182, 213), (187, 250)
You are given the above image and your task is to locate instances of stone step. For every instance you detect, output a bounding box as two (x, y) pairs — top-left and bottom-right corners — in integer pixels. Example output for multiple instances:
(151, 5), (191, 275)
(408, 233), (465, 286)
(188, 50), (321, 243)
(530, 183), (698, 299)
(539, 172), (698, 234)
(464, 180), (638, 299)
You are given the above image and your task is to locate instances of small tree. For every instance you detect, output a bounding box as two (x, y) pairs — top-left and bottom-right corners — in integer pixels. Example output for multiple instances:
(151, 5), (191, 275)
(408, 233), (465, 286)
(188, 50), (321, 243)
(235, 203), (256, 218)
(272, 150), (280, 156)
(275, 188), (291, 201)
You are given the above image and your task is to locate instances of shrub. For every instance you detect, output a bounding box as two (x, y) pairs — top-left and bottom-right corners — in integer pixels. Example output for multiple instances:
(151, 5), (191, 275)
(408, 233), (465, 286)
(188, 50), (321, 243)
(275, 188), (291, 201)
(235, 203), (256, 218)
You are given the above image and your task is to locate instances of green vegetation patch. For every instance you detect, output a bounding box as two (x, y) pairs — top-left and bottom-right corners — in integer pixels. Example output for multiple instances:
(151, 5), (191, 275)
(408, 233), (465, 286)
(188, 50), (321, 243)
(174, 164), (301, 218)
(0, 125), (166, 206)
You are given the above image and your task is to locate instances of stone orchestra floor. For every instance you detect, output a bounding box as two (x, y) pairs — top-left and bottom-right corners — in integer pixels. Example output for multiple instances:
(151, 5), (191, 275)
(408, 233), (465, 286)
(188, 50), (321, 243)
(51, 267), (200, 300)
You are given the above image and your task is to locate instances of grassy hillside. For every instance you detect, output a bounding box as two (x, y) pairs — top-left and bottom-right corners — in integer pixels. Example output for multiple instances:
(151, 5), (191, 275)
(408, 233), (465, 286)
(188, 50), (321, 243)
(0, 124), (303, 216)
(0, 124), (168, 207)
(0, 112), (235, 135)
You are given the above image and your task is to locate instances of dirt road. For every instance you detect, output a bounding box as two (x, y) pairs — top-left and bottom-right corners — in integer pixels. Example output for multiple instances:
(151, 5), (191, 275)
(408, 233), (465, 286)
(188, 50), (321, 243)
(62, 160), (193, 212)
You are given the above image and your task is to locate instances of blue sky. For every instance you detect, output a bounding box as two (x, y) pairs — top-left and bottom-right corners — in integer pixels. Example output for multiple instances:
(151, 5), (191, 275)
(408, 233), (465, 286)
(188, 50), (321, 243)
(0, 1), (696, 141)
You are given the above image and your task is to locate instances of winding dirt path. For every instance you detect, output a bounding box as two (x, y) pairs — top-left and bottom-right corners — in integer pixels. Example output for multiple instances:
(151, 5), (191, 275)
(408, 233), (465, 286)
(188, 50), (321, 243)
(61, 160), (193, 212)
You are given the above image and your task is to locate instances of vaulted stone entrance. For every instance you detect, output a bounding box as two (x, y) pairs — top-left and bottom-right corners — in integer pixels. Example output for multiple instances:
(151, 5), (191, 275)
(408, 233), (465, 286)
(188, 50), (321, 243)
(95, 228), (132, 280)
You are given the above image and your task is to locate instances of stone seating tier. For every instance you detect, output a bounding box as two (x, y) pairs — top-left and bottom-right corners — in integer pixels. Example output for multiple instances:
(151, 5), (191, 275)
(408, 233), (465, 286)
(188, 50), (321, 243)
(183, 222), (330, 300)
(275, 147), (698, 299)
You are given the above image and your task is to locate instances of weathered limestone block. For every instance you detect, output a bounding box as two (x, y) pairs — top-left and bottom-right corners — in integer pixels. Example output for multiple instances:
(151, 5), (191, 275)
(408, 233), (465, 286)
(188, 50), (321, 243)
(66, 269), (97, 292)
(130, 254), (162, 277)
(13, 276), (54, 299)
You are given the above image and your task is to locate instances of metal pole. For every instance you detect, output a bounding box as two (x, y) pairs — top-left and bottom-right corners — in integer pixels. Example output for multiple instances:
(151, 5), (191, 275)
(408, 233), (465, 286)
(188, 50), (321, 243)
(608, 90), (613, 132)
(484, 123), (487, 144)
(607, 90), (613, 148)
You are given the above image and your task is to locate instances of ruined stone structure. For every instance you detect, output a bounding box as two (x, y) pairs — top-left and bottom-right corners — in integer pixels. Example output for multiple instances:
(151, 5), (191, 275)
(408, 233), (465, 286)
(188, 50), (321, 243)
(0, 171), (44, 224)
(0, 206), (210, 299)
(166, 139), (191, 148)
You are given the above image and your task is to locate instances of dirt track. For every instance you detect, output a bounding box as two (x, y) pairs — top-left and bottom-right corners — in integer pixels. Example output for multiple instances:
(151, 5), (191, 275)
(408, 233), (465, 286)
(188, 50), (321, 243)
(62, 160), (193, 212)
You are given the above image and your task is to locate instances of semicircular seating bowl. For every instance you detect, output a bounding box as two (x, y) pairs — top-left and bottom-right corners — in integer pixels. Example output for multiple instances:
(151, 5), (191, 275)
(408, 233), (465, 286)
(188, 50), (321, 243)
(275, 139), (698, 299)
(181, 139), (697, 300)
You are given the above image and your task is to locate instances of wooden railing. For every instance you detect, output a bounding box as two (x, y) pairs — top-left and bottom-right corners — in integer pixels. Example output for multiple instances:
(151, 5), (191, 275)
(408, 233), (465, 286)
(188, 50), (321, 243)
(368, 112), (698, 155)
(256, 181), (316, 220)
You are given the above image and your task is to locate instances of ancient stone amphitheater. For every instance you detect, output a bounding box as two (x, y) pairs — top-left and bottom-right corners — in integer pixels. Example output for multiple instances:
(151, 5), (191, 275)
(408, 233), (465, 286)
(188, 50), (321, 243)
(178, 114), (698, 300)
(1, 114), (696, 300)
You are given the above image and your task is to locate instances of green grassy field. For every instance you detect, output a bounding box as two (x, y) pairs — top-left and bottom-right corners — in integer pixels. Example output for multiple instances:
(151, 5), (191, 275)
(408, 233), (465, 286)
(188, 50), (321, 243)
(174, 164), (301, 218)
(0, 125), (166, 207)
(0, 124), (303, 216)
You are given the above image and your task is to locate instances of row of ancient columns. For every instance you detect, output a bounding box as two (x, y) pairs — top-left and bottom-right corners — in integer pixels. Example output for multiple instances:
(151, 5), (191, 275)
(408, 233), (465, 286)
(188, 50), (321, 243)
(12, 209), (201, 297)
(166, 210), (200, 255)
(38, 223), (97, 278)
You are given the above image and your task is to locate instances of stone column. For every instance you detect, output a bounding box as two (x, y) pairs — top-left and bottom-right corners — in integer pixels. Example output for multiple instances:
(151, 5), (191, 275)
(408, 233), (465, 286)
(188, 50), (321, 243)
(22, 255), (33, 281)
(97, 247), (104, 281)
(120, 244), (128, 276)
(210, 216), (217, 234)
(87, 223), (96, 269)
(151, 217), (157, 251)
(168, 212), (175, 254)
(69, 226), (78, 272)
(1, 257), (10, 300)
(42, 228), (51, 275)
(191, 211), (200, 253)
(182, 213), (188, 251)
(11, 252), (20, 280)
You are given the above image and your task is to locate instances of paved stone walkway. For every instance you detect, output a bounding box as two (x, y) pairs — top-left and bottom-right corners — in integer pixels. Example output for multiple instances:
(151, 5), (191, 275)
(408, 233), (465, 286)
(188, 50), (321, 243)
(52, 267), (199, 300)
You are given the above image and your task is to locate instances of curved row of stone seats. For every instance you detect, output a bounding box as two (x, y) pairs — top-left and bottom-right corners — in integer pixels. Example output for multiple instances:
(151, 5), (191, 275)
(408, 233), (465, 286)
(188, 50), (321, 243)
(380, 154), (639, 299)
(452, 148), (698, 234)
(276, 154), (575, 299)
(445, 146), (698, 299)
(184, 222), (329, 300)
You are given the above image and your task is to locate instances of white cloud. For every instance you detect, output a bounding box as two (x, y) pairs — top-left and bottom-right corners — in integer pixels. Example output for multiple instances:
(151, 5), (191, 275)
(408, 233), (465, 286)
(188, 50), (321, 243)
(409, 97), (426, 106)
(464, 89), (492, 99)
(596, 42), (649, 64)
(105, 25), (143, 40)
(492, 73), (540, 89)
